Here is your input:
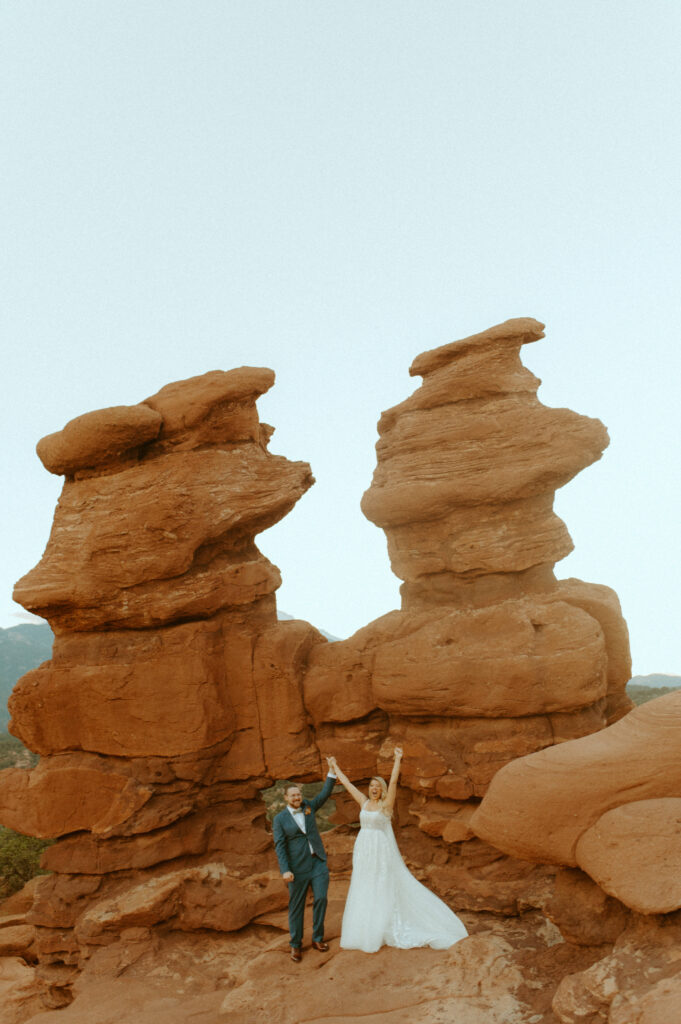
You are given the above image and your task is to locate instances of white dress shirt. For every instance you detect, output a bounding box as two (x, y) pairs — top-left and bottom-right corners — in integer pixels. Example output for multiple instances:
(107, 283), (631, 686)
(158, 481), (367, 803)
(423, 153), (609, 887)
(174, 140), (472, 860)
(287, 774), (336, 854)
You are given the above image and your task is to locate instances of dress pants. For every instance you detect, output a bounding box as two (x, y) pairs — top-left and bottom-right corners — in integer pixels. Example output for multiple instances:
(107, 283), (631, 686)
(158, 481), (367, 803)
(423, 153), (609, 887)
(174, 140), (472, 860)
(287, 853), (329, 948)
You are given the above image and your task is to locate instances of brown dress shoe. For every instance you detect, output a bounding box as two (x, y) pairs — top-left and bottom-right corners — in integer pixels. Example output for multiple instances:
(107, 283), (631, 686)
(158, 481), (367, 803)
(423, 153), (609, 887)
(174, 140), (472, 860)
(290, 947), (302, 962)
(311, 940), (329, 952)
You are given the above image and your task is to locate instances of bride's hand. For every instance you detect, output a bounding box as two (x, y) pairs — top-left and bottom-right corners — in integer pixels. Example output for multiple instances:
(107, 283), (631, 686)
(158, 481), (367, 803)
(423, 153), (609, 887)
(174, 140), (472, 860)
(394, 746), (403, 760)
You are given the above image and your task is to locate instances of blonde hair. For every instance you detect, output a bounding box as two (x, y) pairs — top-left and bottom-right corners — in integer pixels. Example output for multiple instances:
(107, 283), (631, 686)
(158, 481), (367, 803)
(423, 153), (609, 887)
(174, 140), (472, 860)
(366, 778), (387, 802)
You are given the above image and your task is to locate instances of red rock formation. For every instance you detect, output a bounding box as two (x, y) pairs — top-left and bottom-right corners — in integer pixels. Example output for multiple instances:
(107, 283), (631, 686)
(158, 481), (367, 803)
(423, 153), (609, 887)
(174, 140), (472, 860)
(551, 909), (681, 1024)
(0, 320), (641, 1016)
(1, 367), (323, 1005)
(471, 691), (681, 880)
(304, 317), (632, 910)
(471, 689), (681, 1018)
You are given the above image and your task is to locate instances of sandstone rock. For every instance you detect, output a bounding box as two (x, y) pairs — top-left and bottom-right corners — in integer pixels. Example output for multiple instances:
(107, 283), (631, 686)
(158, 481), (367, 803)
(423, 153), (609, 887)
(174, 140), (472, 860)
(546, 868), (630, 946)
(359, 321), (612, 682)
(32, 928), (81, 963)
(0, 924), (36, 957)
(386, 494), (574, 580)
(315, 711), (389, 780)
(398, 563), (559, 613)
(425, 847), (557, 916)
(372, 600), (607, 717)
(385, 706), (607, 800)
(0, 762), (151, 838)
(362, 395), (608, 532)
(302, 618), (386, 723)
(204, 619), (325, 784)
(252, 619), (325, 779)
(552, 911), (681, 1024)
(0, 913), (31, 928)
(0, 875), (43, 916)
(9, 617), (236, 758)
(609, 973), (681, 1024)
(553, 578), (633, 712)
(14, 446), (312, 630)
(408, 316), (546, 378)
(0, 957), (43, 1024)
(35, 404), (162, 476)
(575, 798), (681, 914)
(471, 691), (681, 868)
(408, 796), (478, 841)
(220, 932), (530, 1024)
(4, 327), (634, 1010)
(29, 874), (103, 929)
(100, 790), (200, 838)
(142, 366), (274, 447)
(40, 811), (212, 875)
(72, 871), (191, 943)
(73, 864), (287, 944)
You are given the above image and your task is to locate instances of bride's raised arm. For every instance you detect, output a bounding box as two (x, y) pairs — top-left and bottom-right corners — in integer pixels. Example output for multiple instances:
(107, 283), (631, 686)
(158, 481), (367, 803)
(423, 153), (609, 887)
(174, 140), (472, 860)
(326, 756), (365, 808)
(384, 747), (403, 815)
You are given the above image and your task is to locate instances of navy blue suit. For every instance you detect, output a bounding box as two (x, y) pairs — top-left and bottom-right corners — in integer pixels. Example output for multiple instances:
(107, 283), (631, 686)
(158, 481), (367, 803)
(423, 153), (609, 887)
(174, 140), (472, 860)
(272, 775), (335, 948)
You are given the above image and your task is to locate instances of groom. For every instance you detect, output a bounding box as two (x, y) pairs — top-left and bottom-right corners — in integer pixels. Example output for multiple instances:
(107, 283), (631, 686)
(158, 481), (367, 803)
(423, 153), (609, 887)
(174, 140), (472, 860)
(272, 767), (336, 962)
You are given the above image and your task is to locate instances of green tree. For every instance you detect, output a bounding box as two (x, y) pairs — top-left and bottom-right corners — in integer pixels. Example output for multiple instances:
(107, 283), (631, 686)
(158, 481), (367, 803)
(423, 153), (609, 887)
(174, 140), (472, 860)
(0, 826), (51, 899)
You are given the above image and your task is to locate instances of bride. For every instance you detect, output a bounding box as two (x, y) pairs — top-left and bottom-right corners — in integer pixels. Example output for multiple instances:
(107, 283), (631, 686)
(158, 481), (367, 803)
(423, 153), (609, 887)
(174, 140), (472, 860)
(327, 749), (468, 953)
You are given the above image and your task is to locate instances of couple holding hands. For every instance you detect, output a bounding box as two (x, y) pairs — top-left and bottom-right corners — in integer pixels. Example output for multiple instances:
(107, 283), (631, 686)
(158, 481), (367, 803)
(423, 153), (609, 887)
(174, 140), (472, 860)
(272, 748), (468, 962)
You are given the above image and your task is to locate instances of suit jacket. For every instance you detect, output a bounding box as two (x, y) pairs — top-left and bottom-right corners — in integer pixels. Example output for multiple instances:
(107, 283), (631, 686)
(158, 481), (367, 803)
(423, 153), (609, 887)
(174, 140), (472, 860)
(272, 775), (336, 876)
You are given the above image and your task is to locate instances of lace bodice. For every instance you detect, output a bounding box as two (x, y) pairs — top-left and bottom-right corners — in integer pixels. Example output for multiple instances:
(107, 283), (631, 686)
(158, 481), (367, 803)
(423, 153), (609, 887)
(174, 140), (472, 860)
(359, 805), (392, 832)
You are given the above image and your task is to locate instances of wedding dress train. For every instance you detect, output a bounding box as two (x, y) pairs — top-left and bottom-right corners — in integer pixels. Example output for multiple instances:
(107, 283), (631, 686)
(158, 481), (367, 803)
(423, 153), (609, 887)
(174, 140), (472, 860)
(339, 804), (468, 953)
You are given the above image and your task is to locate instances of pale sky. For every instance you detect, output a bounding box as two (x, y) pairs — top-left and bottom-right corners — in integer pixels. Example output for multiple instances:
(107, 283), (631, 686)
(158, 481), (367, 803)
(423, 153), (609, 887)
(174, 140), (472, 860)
(1, 2), (680, 676)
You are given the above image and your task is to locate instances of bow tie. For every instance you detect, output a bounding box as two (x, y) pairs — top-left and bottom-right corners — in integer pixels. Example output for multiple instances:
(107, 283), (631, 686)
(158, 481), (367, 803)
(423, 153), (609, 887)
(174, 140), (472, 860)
(292, 807), (305, 814)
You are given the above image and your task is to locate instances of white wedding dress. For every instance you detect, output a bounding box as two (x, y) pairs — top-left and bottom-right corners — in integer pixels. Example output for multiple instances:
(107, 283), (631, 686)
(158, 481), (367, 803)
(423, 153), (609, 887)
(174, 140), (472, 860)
(340, 803), (468, 953)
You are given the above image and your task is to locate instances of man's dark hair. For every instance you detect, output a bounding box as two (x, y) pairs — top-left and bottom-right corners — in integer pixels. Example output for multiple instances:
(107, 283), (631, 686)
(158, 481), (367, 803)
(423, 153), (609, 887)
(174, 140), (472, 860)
(284, 783), (301, 796)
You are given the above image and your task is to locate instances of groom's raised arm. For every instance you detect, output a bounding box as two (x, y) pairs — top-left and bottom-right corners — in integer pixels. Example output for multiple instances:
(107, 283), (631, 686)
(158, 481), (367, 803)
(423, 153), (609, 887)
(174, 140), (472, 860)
(272, 814), (291, 875)
(308, 772), (336, 812)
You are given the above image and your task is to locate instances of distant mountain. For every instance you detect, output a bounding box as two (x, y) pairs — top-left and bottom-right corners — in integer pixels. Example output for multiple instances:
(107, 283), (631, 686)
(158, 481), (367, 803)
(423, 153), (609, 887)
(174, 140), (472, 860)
(0, 623), (54, 730)
(627, 674), (681, 707)
(628, 673), (681, 689)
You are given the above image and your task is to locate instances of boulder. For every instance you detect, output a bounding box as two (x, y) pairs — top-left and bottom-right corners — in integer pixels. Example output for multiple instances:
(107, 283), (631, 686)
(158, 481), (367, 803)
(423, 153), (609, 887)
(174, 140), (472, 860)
(0, 957), (43, 1024)
(73, 864), (287, 944)
(472, 691), (681, 869)
(0, 924), (36, 957)
(576, 798), (681, 914)
(36, 405), (162, 476)
(552, 911), (681, 1024)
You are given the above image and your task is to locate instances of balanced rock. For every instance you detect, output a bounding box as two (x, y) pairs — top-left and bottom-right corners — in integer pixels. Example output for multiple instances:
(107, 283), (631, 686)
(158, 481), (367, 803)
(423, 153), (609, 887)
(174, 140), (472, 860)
(575, 798), (681, 914)
(471, 691), (681, 901)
